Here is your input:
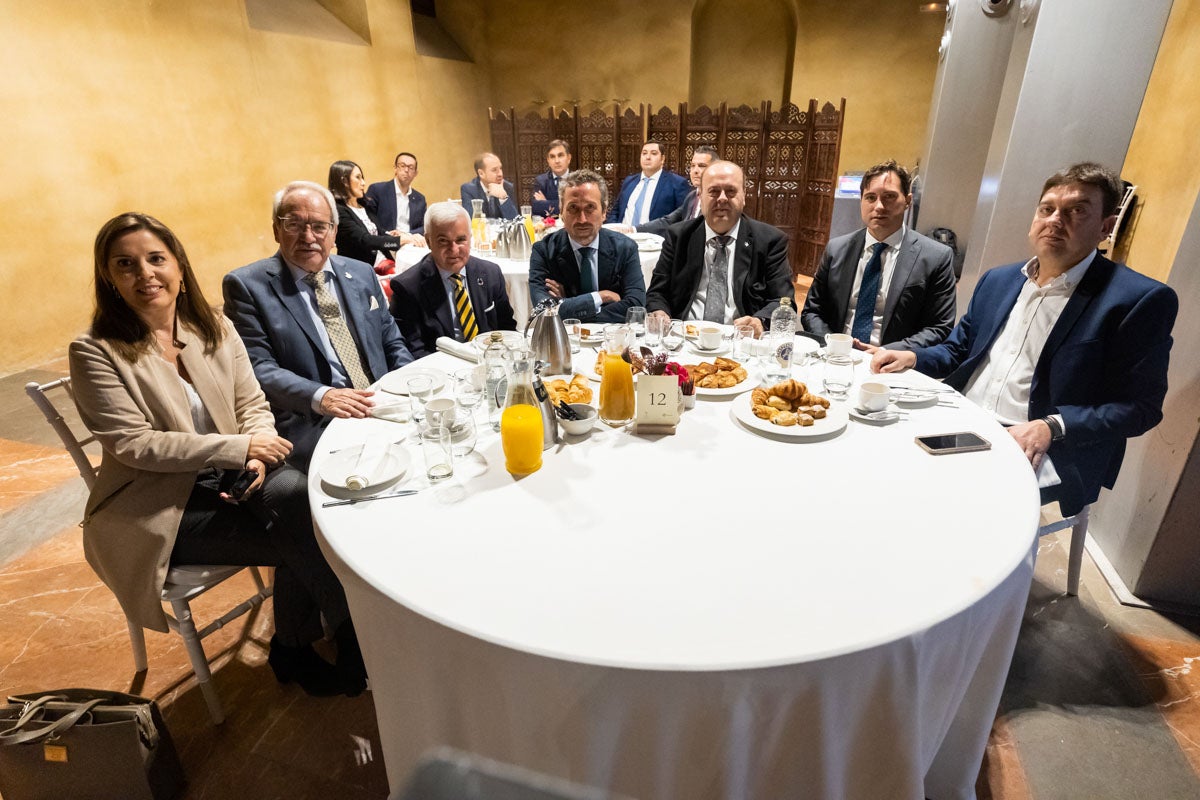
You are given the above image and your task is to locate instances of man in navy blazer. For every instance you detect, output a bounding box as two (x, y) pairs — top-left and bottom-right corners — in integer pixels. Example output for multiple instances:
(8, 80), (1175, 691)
(530, 139), (572, 218)
(365, 151), (427, 236)
(636, 145), (717, 236)
(223, 181), (413, 468)
(802, 161), (956, 350)
(389, 202), (517, 357)
(460, 152), (519, 219)
(529, 169), (646, 323)
(874, 163), (1177, 516)
(606, 141), (691, 226)
(647, 161), (793, 334)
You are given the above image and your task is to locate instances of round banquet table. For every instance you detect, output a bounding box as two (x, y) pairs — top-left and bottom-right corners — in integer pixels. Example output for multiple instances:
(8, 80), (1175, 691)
(309, 344), (1041, 800)
(392, 243), (661, 326)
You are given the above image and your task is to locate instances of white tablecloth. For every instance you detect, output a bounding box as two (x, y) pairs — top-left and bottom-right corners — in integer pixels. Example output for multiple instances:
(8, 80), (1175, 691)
(394, 244), (661, 326)
(310, 348), (1040, 800)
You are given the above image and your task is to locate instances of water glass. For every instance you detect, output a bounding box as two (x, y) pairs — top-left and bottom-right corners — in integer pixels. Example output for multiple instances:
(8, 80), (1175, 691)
(661, 319), (685, 353)
(625, 306), (647, 342)
(407, 375), (435, 423)
(563, 317), (582, 354)
(761, 331), (794, 384)
(823, 355), (854, 399)
(732, 325), (758, 362)
(447, 409), (477, 458)
(644, 315), (668, 350)
(453, 367), (486, 414)
(420, 424), (454, 481)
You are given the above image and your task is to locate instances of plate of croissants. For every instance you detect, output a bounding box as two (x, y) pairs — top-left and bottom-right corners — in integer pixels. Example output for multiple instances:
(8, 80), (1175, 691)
(682, 358), (756, 396)
(543, 373), (594, 405)
(731, 378), (849, 439)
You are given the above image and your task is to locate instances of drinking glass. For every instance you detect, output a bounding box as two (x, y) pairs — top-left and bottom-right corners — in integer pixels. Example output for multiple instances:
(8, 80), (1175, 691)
(420, 424), (454, 481)
(761, 331), (794, 384)
(625, 306), (647, 343)
(453, 367), (486, 416)
(447, 409), (477, 458)
(732, 325), (758, 362)
(407, 375), (435, 423)
(823, 355), (854, 400)
(562, 317), (582, 354)
(644, 315), (667, 350)
(661, 319), (686, 354)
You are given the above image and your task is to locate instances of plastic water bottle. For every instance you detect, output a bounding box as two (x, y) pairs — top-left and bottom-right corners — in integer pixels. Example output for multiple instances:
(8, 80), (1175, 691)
(770, 296), (797, 335)
(483, 332), (509, 432)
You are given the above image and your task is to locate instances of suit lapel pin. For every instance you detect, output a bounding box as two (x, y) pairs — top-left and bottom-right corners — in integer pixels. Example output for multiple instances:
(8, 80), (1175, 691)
(476, 277), (485, 286)
(344, 271), (353, 279)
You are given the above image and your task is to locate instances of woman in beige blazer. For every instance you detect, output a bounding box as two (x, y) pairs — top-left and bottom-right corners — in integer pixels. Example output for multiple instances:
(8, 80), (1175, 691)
(69, 212), (365, 697)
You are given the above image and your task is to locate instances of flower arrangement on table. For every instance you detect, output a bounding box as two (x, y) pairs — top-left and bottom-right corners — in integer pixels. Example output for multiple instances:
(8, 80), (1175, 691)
(642, 353), (694, 399)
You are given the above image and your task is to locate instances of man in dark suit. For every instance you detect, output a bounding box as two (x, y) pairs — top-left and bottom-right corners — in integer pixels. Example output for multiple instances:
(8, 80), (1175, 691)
(802, 160), (956, 351)
(223, 181), (414, 468)
(529, 169), (646, 323)
(460, 152), (519, 219)
(365, 151), (428, 237)
(646, 160), (793, 335)
(606, 141), (691, 226)
(530, 139), (572, 218)
(389, 202), (517, 357)
(636, 145), (718, 236)
(874, 162), (1177, 516)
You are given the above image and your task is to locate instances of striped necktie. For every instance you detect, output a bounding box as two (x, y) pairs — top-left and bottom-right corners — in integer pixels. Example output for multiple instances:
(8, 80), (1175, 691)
(451, 273), (478, 342)
(303, 271), (371, 389)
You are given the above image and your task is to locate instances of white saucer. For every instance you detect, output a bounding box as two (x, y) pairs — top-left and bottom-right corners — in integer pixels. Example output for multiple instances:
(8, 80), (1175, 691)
(319, 443), (411, 491)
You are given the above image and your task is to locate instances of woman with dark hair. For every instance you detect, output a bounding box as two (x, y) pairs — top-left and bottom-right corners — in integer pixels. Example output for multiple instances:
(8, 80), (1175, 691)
(68, 212), (366, 697)
(329, 159), (419, 269)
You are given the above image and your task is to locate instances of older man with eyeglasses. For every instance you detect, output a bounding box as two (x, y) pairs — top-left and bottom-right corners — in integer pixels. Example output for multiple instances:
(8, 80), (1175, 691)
(223, 180), (413, 469)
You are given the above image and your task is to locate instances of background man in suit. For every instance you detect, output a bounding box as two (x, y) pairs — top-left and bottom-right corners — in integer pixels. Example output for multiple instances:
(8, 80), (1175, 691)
(365, 151), (427, 239)
(801, 160), (955, 351)
(607, 141), (690, 226)
(529, 169), (646, 323)
(461, 152), (519, 219)
(530, 139), (572, 218)
(636, 145), (718, 236)
(647, 161), (793, 335)
(389, 202), (517, 357)
(223, 181), (413, 468)
(873, 162), (1177, 516)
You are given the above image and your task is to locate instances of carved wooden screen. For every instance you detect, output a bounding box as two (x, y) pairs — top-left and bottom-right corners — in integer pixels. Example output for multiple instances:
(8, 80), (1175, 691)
(490, 98), (844, 278)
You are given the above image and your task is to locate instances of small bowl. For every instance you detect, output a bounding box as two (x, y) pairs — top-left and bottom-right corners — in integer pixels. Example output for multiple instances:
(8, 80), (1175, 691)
(558, 403), (597, 436)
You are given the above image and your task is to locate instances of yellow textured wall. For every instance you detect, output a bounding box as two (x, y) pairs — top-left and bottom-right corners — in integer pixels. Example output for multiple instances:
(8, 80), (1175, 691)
(0, 0), (490, 374)
(1120, 0), (1200, 282)
(690, 0), (795, 109)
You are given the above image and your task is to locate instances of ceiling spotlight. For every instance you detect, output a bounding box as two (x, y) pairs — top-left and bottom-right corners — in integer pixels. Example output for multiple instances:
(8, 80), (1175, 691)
(918, 1), (947, 11)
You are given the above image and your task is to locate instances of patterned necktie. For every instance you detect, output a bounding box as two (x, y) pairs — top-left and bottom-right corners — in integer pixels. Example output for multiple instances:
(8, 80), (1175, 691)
(578, 247), (597, 293)
(851, 242), (888, 343)
(451, 272), (478, 342)
(303, 271), (371, 389)
(703, 235), (732, 323)
(629, 176), (651, 225)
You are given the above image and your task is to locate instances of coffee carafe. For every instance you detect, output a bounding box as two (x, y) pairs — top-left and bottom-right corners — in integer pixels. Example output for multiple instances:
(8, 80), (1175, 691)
(523, 299), (572, 375)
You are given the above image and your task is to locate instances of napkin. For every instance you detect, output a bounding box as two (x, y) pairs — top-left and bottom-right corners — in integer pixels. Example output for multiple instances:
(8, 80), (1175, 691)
(1036, 453), (1062, 489)
(370, 395), (411, 423)
(436, 336), (481, 363)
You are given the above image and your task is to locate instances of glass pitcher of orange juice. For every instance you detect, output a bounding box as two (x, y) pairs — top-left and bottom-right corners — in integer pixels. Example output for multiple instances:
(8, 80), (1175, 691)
(500, 349), (544, 475)
(599, 324), (635, 427)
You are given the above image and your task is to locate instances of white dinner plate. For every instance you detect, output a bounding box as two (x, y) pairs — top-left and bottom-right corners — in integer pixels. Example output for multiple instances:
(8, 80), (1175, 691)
(378, 367), (448, 396)
(731, 393), (849, 439)
(892, 389), (939, 408)
(470, 329), (526, 354)
(816, 349), (865, 365)
(685, 361), (757, 397)
(628, 232), (664, 252)
(686, 341), (731, 357)
(319, 442), (411, 491)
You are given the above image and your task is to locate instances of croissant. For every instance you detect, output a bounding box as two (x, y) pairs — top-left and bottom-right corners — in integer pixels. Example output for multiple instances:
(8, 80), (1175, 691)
(772, 411), (798, 427)
(570, 374), (589, 390)
(752, 403), (776, 420)
(769, 379), (808, 401)
(766, 395), (791, 411)
(751, 388), (769, 406)
(714, 357), (740, 371)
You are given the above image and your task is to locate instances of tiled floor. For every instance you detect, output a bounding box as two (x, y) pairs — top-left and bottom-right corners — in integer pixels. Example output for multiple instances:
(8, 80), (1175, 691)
(3, 346), (1200, 800)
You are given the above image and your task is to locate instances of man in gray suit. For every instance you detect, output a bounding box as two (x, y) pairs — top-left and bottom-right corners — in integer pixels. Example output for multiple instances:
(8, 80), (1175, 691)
(223, 181), (413, 468)
(801, 160), (955, 351)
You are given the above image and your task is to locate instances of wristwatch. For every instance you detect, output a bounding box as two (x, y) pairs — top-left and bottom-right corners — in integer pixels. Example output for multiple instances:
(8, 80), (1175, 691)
(1041, 416), (1065, 442)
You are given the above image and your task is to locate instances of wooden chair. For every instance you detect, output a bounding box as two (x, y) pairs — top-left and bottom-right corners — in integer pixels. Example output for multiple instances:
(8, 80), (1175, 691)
(1038, 504), (1090, 596)
(25, 377), (272, 724)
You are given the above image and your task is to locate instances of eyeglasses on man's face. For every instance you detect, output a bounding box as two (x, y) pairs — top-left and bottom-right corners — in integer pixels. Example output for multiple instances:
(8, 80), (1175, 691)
(277, 217), (334, 236)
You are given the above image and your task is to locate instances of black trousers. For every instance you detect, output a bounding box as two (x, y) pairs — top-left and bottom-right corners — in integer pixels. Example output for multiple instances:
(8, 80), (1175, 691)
(171, 465), (349, 647)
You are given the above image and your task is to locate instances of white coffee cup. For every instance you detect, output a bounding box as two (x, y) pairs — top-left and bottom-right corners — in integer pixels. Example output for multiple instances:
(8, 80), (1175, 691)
(699, 326), (723, 350)
(858, 381), (890, 412)
(826, 332), (853, 356)
(424, 397), (456, 427)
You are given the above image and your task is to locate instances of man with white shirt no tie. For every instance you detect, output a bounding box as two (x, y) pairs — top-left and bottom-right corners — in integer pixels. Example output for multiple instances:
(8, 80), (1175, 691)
(607, 141), (690, 226)
(801, 160), (955, 351)
(365, 151), (427, 239)
(873, 162), (1177, 515)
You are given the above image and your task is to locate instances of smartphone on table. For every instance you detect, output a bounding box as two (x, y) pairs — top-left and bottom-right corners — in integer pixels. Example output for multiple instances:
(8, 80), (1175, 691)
(915, 432), (991, 455)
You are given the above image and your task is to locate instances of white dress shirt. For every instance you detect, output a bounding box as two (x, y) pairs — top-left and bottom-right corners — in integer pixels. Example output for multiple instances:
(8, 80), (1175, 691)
(623, 169), (662, 226)
(688, 220), (742, 324)
(393, 178), (411, 233)
(842, 226), (905, 345)
(286, 260), (351, 409)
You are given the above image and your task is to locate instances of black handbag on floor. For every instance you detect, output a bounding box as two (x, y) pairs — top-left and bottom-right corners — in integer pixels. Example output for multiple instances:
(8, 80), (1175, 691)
(0, 688), (185, 800)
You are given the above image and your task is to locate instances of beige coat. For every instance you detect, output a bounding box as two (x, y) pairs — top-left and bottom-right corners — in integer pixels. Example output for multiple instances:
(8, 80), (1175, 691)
(68, 320), (276, 632)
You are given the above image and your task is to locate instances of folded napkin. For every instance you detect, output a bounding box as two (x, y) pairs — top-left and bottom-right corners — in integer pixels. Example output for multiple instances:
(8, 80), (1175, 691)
(1036, 453), (1062, 489)
(370, 395), (411, 423)
(436, 336), (481, 363)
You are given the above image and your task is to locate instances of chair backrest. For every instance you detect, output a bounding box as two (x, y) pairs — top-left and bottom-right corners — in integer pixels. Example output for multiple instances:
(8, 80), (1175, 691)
(24, 378), (100, 490)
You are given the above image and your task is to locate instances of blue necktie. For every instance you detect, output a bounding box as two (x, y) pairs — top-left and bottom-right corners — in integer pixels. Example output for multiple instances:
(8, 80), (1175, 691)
(629, 176), (651, 225)
(851, 242), (887, 343)
(579, 247), (596, 293)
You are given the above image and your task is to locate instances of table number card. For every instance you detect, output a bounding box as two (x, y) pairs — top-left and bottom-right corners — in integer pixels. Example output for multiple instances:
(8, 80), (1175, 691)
(635, 375), (680, 433)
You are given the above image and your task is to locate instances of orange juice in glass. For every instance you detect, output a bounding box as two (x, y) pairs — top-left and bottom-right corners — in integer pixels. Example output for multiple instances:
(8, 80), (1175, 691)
(599, 325), (635, 426)
(500, 349), (544, 474)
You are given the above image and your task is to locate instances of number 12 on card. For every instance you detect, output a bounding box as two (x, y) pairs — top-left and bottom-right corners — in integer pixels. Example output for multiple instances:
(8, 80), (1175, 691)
(635, 375), (681, 427)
